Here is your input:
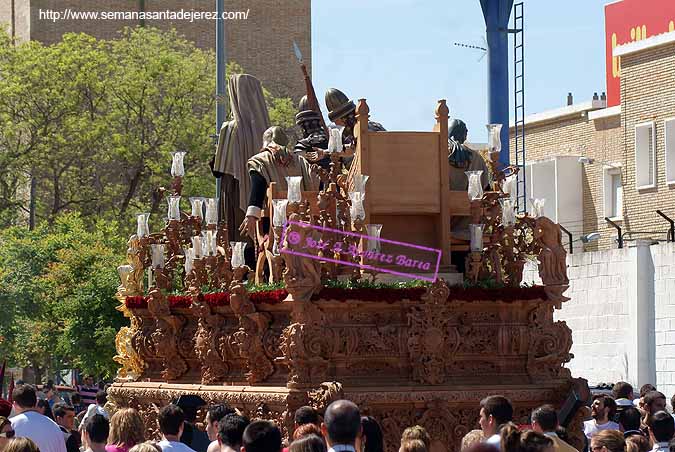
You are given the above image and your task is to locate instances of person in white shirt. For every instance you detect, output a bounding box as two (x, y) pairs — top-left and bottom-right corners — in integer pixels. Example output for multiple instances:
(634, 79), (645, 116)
(82, 414), (109, 452)
(647, 411), (674, 452)
(157, 405), (196, 452)
(479, 395), (514, 450)
(584, 395), (620, 440)
(242, 420), (282, 452)
(10, 384), (67, 452)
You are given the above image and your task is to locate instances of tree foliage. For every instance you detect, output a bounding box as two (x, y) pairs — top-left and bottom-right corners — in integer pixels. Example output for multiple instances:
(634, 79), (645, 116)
(0, 214), (126, 379)
(0, 26), (297, 379)
(0, 26), (296, 231)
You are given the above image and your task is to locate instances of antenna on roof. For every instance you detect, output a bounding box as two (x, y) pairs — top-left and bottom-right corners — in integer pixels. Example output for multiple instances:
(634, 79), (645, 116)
(452, 37), (488, 62)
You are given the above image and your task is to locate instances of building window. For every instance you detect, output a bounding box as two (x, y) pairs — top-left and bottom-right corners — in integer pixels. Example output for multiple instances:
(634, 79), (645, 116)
(635, 121), (656, 189)
(666, 118), (675, 184)
(603, 166), (623, 220)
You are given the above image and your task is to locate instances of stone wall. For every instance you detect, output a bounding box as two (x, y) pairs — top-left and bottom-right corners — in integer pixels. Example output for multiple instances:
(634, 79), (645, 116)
(524, 242), (675, 397)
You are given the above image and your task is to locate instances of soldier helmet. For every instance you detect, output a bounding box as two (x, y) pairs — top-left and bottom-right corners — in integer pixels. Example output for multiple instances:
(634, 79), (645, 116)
(298, 95), (310, 112)
(295, 95), (321, 125)
(262, 126), (289, 148)
(325, 88), (356, 122)
(448, 119), (468, 141)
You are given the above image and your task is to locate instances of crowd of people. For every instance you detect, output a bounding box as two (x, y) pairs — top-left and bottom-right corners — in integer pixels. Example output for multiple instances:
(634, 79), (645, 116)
(0, 381), (674, 452)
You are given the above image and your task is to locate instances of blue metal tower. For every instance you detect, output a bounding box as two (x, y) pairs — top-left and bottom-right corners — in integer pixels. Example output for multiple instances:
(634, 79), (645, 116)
(480, 0), (515, 167)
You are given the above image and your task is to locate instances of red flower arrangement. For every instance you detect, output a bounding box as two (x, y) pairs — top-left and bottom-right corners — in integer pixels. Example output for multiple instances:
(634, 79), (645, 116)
(124, 285), (549, 310)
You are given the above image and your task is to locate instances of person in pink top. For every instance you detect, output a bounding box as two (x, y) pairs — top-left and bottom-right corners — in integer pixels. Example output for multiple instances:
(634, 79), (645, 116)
(106, 409), (145, 452)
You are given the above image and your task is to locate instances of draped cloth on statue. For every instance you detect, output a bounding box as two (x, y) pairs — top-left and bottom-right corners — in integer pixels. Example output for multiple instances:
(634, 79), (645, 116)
(247, 150), (320, 192)
(214, 74), (270, 238)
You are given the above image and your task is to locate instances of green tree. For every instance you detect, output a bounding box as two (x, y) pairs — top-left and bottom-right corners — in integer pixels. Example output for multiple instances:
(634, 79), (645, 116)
(0, 214), (125, 379)
(0, 27), (297, 234)
(0, 26), (298, 378)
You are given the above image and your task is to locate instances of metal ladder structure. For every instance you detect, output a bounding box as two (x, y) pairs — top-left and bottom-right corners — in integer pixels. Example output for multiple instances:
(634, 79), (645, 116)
(512, 2), (527, 213)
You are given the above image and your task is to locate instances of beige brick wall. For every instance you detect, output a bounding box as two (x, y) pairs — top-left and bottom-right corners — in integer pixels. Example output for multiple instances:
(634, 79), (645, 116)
(620, 42), (675, 245)
(509, 112), (623, 251)
(27, 0), (310, 100)
(508, 41), (675, 252)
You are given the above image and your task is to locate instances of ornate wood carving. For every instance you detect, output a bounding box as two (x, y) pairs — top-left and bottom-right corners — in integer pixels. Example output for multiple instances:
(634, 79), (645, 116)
(147, 287), (188, 381)
(191, 297), (230, 384)
(229, 275), (275, 384)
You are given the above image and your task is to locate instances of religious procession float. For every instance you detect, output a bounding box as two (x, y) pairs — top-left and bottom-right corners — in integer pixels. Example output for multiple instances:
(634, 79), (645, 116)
(108, 67), (589, 452)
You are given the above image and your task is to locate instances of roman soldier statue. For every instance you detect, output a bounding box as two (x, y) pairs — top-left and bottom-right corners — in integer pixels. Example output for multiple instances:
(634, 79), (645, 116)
(293, 95), (330, 170)
(239, 126), (320, 239)
(324, 88), (386, 169)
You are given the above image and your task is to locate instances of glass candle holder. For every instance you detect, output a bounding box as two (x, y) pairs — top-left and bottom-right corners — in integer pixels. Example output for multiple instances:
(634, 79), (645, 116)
(230, 242), (247, 268)
(486, 124), (503, 157)
(189, 197), (204, 219)
(117, 265), (133, 286)
(167, 196), (181, 220)
(327, 127), (344, 153)
(136, 213), (150, 238)
(272, 199), (288, 228)
(466, 171), (484, 201)
(501, 199), (517, 227)
(171, 151), (186, 177)
(531, 198), (546, 218)
(191, 236), (203, 259)
(366, 224), (383, 252)
(353, 173), (369, 197)
(503, 175), (517, 200)
(150, 244), (165, 269)
(184, 248), (195, 275)
(349, 191), (365, 221)
(205, 198), (218, 225)
(286, 176), (303, 203)
(203, 230), (217, 256)
(469, 224), (484, 252)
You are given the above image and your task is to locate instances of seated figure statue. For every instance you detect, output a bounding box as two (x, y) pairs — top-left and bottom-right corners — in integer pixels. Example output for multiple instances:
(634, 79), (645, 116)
(447, 119), (491, 272)
(239, 126), (320, 239)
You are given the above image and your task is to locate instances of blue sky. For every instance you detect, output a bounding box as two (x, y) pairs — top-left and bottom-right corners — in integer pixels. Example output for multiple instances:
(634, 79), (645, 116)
(312, 0), (608, 142)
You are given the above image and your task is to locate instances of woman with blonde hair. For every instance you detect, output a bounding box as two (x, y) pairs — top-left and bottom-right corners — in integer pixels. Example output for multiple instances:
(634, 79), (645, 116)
(590, 430), (626, 452)
(4, 438), (39, 452)
(128, 443), (161, 452)
(106, 409), (145, 452)
(399, 439), (427, 452)
(625, 435), (649, 452)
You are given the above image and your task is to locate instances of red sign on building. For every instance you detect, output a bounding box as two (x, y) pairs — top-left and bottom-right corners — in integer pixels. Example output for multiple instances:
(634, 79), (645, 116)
(605, 0), (675, 106)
